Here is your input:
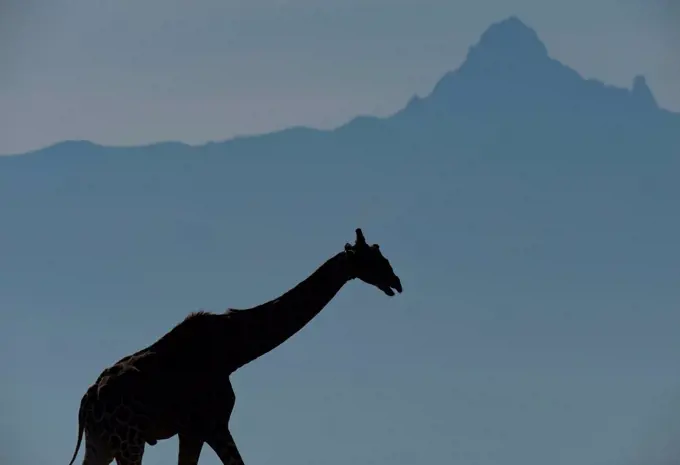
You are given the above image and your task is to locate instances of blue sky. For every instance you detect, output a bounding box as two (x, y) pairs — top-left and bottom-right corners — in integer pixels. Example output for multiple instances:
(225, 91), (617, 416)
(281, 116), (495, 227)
(0, 0), (679, 154)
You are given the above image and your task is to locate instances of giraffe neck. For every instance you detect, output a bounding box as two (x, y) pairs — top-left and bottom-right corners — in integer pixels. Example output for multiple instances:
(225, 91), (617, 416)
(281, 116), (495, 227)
(226, 250), (354, 370)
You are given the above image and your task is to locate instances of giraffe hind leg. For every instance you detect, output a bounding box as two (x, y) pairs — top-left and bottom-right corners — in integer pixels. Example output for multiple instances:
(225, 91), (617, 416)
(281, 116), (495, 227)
(114, 446), (145, 465)
(114, 458), (142, 465)
(113, 432), (146, 465)
(81, 436), (115, 465)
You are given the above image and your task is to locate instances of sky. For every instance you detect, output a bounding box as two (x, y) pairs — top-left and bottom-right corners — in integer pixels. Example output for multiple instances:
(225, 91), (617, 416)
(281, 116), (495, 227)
(0, 0), (679, 155)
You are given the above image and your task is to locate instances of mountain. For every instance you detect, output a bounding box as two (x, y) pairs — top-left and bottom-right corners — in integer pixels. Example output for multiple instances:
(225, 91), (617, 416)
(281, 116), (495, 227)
(2, 17), (680, 464)
(2, 14), (679, 318)
(399, 15), (662, 118)
(8, 17), (680, 159)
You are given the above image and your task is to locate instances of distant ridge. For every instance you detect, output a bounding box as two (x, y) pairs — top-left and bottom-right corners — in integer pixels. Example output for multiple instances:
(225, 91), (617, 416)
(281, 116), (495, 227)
(6, 16), (677, 157)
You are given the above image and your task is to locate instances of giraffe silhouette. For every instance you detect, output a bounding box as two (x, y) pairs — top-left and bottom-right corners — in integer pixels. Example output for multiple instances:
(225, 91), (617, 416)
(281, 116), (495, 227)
(66, 228), (403, 465)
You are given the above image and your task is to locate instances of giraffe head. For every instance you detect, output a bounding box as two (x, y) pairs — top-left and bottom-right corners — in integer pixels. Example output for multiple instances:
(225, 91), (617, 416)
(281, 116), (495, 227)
(344, 228), (403, 296)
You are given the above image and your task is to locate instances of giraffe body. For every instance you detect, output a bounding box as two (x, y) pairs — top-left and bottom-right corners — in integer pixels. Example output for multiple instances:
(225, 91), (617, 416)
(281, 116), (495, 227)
(70, 314), (245, 464)
(67, 229), (403, 465)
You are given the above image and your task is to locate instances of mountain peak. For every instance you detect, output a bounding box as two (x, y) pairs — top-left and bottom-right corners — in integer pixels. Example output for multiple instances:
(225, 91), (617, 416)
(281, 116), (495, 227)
(396, 16), (669, 124)
(479, 16), (547, 55)
(420, 16), (559, 111)
(631, 75), (658, 109)
(460, 16), (549, 75)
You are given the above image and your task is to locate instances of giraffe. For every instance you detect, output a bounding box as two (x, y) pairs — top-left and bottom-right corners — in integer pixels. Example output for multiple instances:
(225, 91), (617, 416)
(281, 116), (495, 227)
(66, 228), (403, 465)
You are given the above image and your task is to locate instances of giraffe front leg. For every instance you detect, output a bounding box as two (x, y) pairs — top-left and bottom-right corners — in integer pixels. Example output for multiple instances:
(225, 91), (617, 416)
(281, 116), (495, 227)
(178, 435), (205, 465)
(205, 427), (245, 465)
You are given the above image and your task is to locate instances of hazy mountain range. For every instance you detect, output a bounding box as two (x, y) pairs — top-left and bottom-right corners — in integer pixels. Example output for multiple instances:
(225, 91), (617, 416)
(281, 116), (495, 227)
(2, 15), (678, 288)
(2, 13), (679, 339)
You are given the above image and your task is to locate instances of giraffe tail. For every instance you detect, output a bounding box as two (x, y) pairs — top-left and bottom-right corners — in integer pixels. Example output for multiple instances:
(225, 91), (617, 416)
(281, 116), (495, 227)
(66, 388), (90, 465)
